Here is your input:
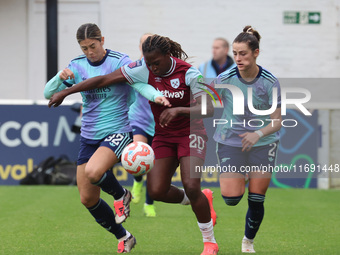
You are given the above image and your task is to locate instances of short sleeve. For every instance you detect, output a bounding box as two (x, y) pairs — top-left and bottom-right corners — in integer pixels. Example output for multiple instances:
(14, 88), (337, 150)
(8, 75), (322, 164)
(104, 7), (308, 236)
(185, 66), (206, 99)
(121, 58), (149, 85)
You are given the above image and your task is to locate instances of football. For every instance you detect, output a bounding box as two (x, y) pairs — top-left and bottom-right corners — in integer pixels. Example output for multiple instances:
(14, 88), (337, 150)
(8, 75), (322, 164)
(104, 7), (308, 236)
(121, 141), (155, 176)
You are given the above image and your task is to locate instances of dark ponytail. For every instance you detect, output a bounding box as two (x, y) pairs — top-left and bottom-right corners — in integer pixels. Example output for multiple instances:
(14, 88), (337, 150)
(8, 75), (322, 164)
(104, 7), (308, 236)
(142, 34), (188, 61)
(233, 25), (261, 51)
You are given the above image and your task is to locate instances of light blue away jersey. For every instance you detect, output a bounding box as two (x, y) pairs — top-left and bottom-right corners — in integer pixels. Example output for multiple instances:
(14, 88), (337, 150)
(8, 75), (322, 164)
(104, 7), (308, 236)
(128, 90), (155, 137)
(213, 65), (281, 147)
(63, 49), (135, 140)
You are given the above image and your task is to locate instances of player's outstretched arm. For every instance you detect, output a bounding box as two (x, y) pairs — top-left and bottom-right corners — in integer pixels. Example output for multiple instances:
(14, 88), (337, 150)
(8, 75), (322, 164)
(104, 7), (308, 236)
(130, 82), (171, 106)
(48, 69), (126, 107)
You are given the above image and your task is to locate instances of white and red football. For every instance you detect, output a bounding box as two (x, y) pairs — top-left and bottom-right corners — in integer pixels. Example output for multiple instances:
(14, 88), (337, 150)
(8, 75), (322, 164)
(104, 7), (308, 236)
(121, 141), (155, 176)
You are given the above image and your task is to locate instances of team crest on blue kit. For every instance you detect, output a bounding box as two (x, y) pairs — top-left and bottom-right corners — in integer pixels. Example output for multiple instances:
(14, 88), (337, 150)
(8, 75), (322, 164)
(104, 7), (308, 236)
(170, 78), (180, 89)
(128, 60), (142, 69)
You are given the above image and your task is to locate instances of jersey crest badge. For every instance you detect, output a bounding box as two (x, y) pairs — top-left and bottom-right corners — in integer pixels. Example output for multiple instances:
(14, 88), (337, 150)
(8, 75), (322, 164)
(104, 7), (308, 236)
(197, 75), (204, 83)
(170, 78), (180, 89)
(128, 60), (142, 69)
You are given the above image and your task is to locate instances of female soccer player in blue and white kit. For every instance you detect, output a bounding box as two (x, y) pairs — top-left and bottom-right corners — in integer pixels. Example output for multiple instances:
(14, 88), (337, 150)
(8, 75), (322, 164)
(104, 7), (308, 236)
(214, 26), (282, 253)
(129, 33), (156, 217)
(44, 23), (167, 253)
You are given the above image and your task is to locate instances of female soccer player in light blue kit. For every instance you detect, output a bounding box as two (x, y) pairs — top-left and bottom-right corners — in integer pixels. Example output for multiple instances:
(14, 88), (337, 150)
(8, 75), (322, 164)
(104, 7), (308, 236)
(44, 23), (167, 253)
(214, 26), (282, 253)
(129, 33), (156, 217)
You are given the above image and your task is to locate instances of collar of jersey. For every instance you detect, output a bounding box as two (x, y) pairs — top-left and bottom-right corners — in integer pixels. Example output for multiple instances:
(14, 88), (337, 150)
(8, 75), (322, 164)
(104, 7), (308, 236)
(160, 57), (176, 77)
(87, 49), (110, 67)
(236, 65), (262, 85)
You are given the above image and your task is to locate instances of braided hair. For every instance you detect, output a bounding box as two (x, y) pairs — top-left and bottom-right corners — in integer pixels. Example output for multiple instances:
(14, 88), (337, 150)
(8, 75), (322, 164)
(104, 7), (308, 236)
(142, 34), (188, 61)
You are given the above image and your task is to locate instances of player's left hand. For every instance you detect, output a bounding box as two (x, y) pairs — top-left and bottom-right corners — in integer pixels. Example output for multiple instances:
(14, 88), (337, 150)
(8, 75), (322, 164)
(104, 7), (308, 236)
(155, 96), (171, 107)
(159, 108), (178, 128)
(239, 132), (260, 152)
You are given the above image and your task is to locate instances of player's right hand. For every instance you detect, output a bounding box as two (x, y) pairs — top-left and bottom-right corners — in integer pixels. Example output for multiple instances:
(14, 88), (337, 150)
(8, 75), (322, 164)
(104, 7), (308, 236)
(48, 90), (67, 108)
(155, 96), (171, 107)
(59, 68), (75, 81)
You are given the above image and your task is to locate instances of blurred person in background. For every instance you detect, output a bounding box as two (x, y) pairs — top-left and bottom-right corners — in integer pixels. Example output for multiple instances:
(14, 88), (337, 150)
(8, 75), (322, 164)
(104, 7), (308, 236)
(199, 38), (234, 78)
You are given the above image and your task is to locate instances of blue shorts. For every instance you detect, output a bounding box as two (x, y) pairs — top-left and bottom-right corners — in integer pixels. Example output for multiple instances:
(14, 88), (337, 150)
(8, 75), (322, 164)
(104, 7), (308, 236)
(131, 125), (153, 146)
(216, 141), (279, 174)
(77, 132), (133, 165)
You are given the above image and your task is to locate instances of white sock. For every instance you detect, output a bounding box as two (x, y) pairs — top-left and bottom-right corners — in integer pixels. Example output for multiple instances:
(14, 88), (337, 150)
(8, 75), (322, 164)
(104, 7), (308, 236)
(198, 219), (216, 243)
(180, 188), (190, 205)
(243, 235), (254, 242)
(118, 230), (131, 243)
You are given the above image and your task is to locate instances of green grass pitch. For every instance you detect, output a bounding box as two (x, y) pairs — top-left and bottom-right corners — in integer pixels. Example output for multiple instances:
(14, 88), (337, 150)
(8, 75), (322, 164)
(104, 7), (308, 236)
(0, 186), (339, 254)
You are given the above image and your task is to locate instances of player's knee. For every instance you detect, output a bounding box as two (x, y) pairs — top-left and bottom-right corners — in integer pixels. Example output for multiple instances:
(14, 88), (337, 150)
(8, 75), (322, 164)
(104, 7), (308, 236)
(147, 185), (166, 201)
(147, 188), (158, 200)
(183, 185), (200, 201)
(84, 165), (101, 183)
(80, 194), (98, 208)
(222, 194), (244, 206)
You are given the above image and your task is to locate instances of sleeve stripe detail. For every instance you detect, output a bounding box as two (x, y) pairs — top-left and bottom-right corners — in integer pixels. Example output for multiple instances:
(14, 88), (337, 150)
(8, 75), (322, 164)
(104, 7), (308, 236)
(62, 81), (72, 87)
(108, 50), (124, 57)
(261, 70), (277, 83)
(71, 55), (86, 62)
(262, 69), (276, 79)
(108, 52), (124, 59)
(120, 67), (134, 85)
(261, 73), (276, 83)
(220, 69), (237, 81)
(107, 54), (120, 60)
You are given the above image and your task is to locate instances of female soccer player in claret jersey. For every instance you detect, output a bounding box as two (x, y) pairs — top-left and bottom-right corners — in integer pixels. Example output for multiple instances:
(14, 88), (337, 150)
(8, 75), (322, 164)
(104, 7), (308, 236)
(48, 34), (219, 255)
(44, 24), (168, 253)
(214, 26), (282, 253)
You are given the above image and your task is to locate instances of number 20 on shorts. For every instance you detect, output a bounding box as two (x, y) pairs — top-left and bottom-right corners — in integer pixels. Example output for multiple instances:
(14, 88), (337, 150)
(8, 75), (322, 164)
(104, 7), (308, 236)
(189, 134), (205, 150)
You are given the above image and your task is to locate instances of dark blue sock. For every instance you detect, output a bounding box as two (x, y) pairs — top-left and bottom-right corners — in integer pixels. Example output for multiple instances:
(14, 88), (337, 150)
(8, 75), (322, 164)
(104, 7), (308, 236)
(145, 180), (154, 205)
(93, 170), (125, 200)
(245, 193), (265, 239)
(87, 199), (126, 239)
(134, 175), (143, 182)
